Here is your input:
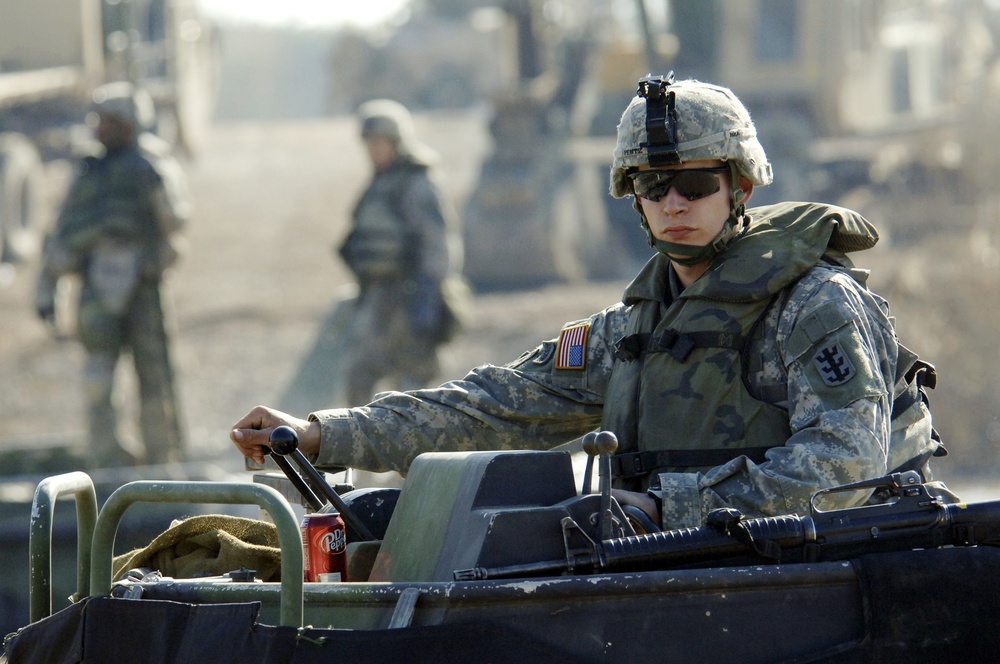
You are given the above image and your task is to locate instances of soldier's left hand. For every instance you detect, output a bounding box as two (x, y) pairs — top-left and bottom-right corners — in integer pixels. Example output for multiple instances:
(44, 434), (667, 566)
(612, 489), (661, 526)
(408, 277), (443, 335)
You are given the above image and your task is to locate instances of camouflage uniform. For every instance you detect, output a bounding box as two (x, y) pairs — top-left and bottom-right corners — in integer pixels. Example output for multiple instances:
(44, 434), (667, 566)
(299, 78), (934, 529)
(37, 84), (190, 466)
(338, 100), (465, 405)
(310, 202), (899, 528)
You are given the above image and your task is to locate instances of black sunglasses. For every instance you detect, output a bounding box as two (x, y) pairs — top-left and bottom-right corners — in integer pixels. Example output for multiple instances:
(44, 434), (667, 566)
(628, 167), (729, 202)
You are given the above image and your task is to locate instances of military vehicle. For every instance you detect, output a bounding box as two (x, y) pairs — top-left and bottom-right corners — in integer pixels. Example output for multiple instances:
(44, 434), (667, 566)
(0, 0), (216, 263)
(4, 426), (1000, 662)
(669, 0), (997, 210)
(334, 1), (996, 290)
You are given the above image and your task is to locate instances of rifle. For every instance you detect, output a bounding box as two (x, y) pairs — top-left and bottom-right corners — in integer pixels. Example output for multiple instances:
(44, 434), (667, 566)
(455, 471), (1000, 581)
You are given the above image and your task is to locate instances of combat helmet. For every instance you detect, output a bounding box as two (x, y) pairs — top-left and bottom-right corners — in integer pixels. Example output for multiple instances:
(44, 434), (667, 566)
(357, 99), (436, 166)
(91, 81), (156, 131)
(610, 74), (772, 265)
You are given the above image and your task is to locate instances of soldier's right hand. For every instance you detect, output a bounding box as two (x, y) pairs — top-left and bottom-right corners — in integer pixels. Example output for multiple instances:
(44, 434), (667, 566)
(36, 302), (55, 325)
(230, 405), (319, 465)
(34, 272), (58, 326)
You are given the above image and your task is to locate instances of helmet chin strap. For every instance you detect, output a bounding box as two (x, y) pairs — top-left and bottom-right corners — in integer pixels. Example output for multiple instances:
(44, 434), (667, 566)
(639, 162), (747, 267)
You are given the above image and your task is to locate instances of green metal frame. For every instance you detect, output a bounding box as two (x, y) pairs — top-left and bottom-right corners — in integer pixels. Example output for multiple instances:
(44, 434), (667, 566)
(88, 480), (305, 627)
(29, 471), (99, 622)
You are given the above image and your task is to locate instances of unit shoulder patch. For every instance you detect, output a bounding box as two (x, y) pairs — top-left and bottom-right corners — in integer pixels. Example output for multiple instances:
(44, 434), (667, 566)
(812, 342), (856, 386)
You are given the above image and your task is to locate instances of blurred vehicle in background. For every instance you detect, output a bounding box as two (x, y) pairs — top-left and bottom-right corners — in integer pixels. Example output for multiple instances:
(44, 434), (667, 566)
(0, 0), (217, 264)
(330, 0), (999, 290)
(330, 0), (676, 289)
(670, 0), (998, 216)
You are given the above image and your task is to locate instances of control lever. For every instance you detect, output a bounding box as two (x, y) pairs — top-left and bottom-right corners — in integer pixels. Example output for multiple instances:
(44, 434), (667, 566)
(593, 430), (619, 540)
(581, 431), (599, 494)
(268, 426), (377, 541)
(265, 445), (325, 512)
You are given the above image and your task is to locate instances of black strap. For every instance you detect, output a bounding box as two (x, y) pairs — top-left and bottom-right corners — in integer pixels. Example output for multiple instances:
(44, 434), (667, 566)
(706, 508), (781, 561)
(614, 333), (651, 361)
(615, 329), (746, 363)
(611, 446), (774, 479)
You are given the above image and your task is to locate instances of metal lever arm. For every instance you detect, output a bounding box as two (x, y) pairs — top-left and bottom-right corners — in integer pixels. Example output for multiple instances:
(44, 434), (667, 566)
(269, 426), (377, 542)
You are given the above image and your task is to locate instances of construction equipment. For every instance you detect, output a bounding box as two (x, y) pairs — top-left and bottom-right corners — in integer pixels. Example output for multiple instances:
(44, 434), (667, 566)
(462, 0), (676, 289)
(670, 0), (997, 210)
(466, 0), (998, 287)
(327, 0), (674, 290)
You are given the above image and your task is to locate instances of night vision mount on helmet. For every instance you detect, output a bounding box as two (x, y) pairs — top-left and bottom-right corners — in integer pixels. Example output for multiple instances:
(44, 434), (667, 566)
(610, 73), (772, 198)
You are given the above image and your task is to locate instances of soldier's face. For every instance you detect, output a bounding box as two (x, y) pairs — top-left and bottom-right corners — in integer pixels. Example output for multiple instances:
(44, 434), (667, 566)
(364, 135), (398, 172)
(96, 113), (135, 152)
(636, 159), (733, 253)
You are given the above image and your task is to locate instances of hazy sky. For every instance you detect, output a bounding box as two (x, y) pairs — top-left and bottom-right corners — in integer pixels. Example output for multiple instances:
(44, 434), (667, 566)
(197, 0), (411, 27)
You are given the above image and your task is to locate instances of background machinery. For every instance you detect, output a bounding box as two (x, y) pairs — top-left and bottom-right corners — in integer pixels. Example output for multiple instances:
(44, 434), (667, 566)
(0, 0), (216, 264)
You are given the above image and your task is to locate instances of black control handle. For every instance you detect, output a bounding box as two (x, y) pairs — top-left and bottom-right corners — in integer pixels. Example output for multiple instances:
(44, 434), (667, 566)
(268, 426), (377, 541)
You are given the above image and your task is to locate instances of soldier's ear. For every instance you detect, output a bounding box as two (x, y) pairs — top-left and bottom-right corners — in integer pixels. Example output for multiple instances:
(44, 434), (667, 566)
(736, 177), (754, 206)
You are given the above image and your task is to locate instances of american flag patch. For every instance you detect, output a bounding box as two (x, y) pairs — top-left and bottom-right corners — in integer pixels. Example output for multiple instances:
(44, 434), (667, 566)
(555, 323), (589, 370)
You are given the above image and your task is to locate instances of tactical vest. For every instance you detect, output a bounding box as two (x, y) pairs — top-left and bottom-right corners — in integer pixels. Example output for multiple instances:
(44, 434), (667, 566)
(57, 148), (162, 255)
(340, 162), (424, 282)
(602, 202), (912, 487)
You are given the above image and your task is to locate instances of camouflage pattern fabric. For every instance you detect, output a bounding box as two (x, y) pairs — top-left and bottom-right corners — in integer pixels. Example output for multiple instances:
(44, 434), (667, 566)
(338, 158), (465, 404)
(310, 202), (908, 530)
(40, 135), (189, 466)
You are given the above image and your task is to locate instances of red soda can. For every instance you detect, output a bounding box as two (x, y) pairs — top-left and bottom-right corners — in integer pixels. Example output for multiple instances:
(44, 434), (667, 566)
(301, 511), (348, 582)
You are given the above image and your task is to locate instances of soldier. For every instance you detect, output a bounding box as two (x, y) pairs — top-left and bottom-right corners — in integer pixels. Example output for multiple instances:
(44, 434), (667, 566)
(232, 75), (945, 530)
(336, 99), (466, 405)
(36, 82), (190, 467)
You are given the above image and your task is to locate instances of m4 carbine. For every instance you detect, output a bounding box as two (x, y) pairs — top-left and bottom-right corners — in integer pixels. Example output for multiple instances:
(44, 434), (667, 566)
(455, 471), (1000, 581)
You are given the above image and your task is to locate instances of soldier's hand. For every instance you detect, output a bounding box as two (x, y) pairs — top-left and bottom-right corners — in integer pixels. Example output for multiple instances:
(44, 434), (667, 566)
(611, 489), (661, 526)
(408, 277), (443, 335)
(36, 302), (55, 326)
(35, 272), (58, 326)
(230, 405), (319, 465)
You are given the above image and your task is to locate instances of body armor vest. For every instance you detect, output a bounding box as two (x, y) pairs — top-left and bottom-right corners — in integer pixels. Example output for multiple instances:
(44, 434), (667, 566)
(601, 202), (880, 487)
(58, 148), (161, 253)
(341, 162), (423, 282)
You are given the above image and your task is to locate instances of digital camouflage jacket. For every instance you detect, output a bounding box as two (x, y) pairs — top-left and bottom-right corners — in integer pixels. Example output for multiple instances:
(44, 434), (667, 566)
(312, 203), (925, 529)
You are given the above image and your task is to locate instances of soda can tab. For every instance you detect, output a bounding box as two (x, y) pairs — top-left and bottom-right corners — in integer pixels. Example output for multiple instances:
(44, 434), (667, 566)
(301, 511), (348, 582)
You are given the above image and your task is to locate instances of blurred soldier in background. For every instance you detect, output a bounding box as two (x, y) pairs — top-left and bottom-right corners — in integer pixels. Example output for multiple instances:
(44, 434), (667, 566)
(35, 82), (191, 467)
(337, 99), (468, 405)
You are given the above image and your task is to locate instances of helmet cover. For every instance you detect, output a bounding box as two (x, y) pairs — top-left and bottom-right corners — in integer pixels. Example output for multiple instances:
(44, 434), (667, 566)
(91, 82), (156, 131)
(357, 99), (436, 165)
(610, 75), (772, 199)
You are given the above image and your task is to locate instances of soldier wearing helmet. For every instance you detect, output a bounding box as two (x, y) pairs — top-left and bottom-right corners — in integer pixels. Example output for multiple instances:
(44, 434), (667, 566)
(336, 99), (467, 405)
(36, 82), (191, 467)
(233, 76), (949, 529)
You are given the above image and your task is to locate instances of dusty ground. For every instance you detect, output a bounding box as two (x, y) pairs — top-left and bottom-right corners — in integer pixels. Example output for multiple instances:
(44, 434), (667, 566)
(0, 110), (627, 479)
(1, 109), (998, 490)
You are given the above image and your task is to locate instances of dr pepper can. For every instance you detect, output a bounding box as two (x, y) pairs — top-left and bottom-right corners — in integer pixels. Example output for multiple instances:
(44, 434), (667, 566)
(301, 511), (348, 582)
